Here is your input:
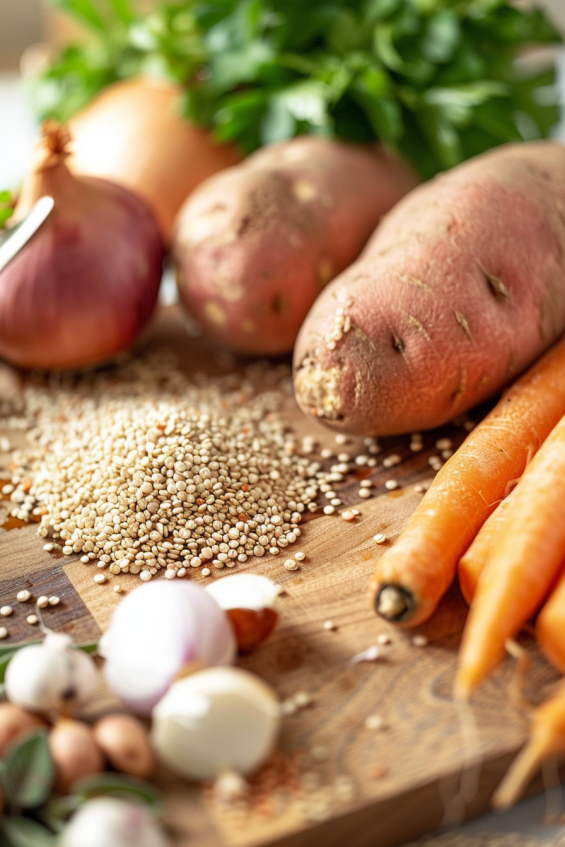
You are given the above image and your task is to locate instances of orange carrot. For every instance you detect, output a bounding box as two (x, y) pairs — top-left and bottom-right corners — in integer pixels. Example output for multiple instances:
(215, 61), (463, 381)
(369, 336), (565, 627)
(457, 490), (516, 605)
(455, 412), (565, 699)
(537, 569), (565, 674)
(493, 682), (565, 810)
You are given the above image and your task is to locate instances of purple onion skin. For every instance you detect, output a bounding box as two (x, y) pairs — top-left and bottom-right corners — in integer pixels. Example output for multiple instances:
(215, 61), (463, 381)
(0, 176), (164, 371)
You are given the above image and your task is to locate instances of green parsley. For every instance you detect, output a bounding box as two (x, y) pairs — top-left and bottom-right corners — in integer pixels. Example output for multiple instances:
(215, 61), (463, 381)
(37, 0), (563, 178)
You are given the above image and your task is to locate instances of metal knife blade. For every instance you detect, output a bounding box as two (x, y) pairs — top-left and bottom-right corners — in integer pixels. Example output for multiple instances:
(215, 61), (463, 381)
(0, 196), (54, 275)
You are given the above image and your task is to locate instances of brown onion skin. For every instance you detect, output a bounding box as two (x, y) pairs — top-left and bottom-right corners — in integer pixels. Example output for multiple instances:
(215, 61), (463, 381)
(0, 703), (48, 757)
(49, 718), (105, 794)
(0, 163), (164, 371)
(92, 714), (154, 779)
(69, 78), (242, 244)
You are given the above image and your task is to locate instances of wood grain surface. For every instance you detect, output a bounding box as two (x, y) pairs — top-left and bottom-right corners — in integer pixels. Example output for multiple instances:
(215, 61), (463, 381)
(0, 306), (559, 847)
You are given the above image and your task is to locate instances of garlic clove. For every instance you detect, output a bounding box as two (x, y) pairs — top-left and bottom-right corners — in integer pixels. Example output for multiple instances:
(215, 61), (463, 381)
(151, 667), (281, 782)
(205, 574), (281, 613)
(4, 632), (99, 716)
(206, 574), (281, 652)
(103, 581), (236, 715)
(60, 796), (169, 847)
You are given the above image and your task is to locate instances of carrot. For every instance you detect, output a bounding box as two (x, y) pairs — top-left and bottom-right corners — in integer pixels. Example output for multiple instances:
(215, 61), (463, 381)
(492, 682), (565, 810)
(457, 490), (516, 605)
(537, 569), (565, 674)
(455, 412), (565, 699)
(368, 335), (565, 627)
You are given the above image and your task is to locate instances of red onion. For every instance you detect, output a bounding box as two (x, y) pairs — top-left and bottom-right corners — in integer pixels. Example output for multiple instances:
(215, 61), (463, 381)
(100, 581), (237, 715)
(0, 122), (164, 370)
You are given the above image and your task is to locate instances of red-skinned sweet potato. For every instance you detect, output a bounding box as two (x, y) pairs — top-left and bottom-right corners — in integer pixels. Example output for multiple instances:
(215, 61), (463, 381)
(294, 141), (565, 436)
(173, 136), (418, 355)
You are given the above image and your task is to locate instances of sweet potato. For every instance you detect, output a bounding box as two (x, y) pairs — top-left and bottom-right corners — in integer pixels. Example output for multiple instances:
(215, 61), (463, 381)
(173, 137), (418, 355)
(294, 141), (565, 436)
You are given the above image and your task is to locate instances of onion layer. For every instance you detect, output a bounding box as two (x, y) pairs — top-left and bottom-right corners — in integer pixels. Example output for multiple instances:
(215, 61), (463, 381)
(102, 581), (236, 715)
(69, 78), (242, 244)
(0, 122), (164, 371)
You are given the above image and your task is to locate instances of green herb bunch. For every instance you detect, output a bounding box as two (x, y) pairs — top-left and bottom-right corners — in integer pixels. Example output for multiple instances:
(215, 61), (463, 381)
(39, 0), (563, 178)
(0, 192), (14, 229)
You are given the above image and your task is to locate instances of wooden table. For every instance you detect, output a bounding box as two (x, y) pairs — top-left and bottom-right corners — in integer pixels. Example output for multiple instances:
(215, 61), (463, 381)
(0, 306), (558, 847)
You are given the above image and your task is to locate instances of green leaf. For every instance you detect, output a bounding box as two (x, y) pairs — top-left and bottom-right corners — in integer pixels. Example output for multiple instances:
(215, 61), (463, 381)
(423, 11), (461, 64)
(0, 191), (13, 229)
(1, 731), (55, 811)
(48, 0), (106, 32)
(109, 0), (134, 25)
(0, 817), (56, 847)
(70, 773), (162, 812)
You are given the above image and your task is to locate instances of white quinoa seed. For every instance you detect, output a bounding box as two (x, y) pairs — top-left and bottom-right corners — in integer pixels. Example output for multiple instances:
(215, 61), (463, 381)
(0, 606), (12, 617)
(364, 714), (385, 731)
(27, 614), (39, 625)
(37, 596), (49, 609)
(93, 574), (106, 585)
(341, 510), (356, 521)
(294, 551), (305, 561)
(16, 590), (31, 603)
(412, 635), (428, 647)
(0, 627), (8, 639)
(360, 479), (372, 488)
(358, 489), (371, 499)
(324, 620), (337, 631)
(6, 353), (363, 585)
(435, 438), (452, 450)
(284, 559), (298, 571)
(48, 596), (60, 606)
(201, 567), (211, 577)
(385, 480), (398, 491)
(373, 533), (387, 544)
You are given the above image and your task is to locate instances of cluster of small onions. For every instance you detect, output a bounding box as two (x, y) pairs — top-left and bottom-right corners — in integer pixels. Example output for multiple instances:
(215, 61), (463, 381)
(8, 355), (325, 582)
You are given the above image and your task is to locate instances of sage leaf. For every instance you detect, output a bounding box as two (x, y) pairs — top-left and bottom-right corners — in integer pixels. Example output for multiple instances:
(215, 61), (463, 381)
(1, 731), (55, 811)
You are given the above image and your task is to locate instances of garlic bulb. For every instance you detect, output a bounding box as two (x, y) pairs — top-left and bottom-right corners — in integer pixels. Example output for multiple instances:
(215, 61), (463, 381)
(61, 797), (169, 847)
(151, 667), (281, 781)
(206, 574), (281, 653)
(102, 581), (236, 715)
(4, 631), (99, 715)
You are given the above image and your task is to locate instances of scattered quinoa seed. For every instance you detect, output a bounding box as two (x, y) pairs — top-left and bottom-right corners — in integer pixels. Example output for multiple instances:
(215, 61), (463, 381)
(412, 635), (428, 647)
(284, 559), (298, 571)
(94, 574), (106, 585)
(341, 510), (356, 521)
(358, 489), (371, 499)
(26, 614), (39, 625)
(0, 606), (12, 617)
(48, 596), (60, 606)
(324, 620), (337, 631)
(385, 480), (398, 491)
(323, 505), (336, 515)
(0, 627), (8, 639)
(37, 596), (49, 609)
(294, 551), (305, 561)
(16, 590), (31, 603)
(364, 714), (385, 731)
(201, 567), (211, 577)
(373, 533), (387, 544)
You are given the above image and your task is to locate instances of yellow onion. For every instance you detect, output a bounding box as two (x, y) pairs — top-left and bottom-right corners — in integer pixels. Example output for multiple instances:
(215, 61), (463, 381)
(0, 121), (164, 371)
(69, 78), (242, 244)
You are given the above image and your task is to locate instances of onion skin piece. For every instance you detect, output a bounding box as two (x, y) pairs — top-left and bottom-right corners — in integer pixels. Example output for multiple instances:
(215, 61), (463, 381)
(0, 129), (164, 371)
(69, 78), (242, 244)
(226, 608), (279, 653)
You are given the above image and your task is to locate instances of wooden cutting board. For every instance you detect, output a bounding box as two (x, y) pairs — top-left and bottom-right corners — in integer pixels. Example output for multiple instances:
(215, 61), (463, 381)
(0, 306), (559, 847)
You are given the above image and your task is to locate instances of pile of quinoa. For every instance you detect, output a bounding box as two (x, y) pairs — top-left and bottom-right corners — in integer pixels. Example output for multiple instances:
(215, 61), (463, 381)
(4, 351), (333, 582)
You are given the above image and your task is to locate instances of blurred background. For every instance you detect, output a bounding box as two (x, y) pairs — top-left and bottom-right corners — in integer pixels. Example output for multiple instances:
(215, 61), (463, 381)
(1, 0), (565, 190)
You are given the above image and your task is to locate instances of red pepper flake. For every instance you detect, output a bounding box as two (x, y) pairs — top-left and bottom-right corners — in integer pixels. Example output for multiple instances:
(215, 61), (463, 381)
(21, 479), (33, 493)
(196, 499), (205, 505)
(238, 513), (248, 522)
(241, 484), (249, 492)
(156, 423), (166, 431)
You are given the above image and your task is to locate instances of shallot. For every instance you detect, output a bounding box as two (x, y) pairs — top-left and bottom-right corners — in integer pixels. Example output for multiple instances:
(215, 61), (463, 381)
(0, 121), (163, 370)
(101, 581), (236, 715)
(93, 714), (154, 779)
(49, 718), (105, 793)
(0, 702), (48, 756)
(151, 666), (281, 781)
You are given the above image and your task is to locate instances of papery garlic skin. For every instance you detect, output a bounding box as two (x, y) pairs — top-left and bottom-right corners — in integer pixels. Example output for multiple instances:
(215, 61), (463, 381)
(4, 632), (99, 715)
(205, 574), (281, 612)
(103, 581), (236, 715)
(60, 797), (169, 847)
(151, 667), (281, 781)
